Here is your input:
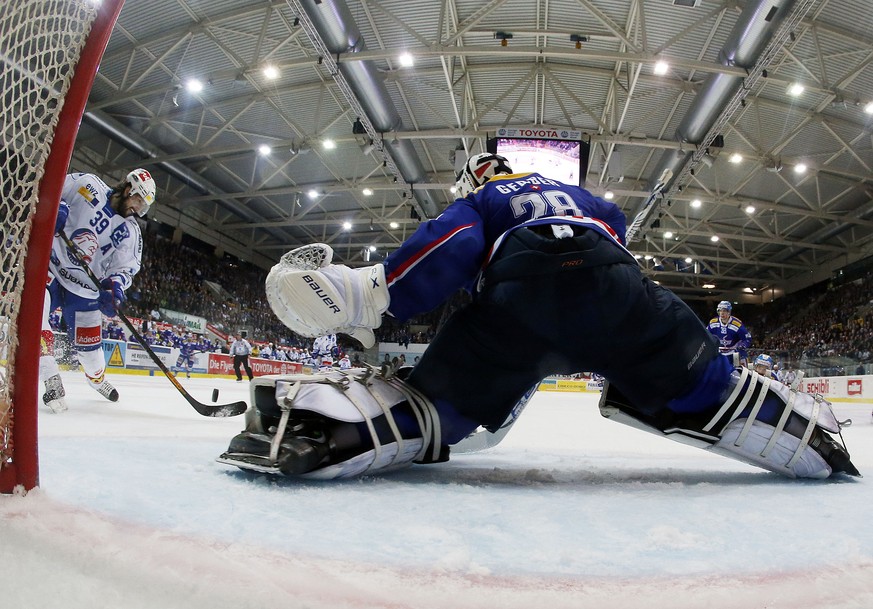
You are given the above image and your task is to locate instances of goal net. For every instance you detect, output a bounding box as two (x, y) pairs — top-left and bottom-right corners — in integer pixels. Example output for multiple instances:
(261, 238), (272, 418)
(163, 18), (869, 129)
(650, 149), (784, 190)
(0, 0), (124, 493)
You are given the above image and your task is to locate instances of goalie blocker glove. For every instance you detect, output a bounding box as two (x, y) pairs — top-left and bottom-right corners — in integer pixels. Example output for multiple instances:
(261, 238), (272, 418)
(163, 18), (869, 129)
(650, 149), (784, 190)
(599, 367), (859, 479)
(265, 244), (389, 348)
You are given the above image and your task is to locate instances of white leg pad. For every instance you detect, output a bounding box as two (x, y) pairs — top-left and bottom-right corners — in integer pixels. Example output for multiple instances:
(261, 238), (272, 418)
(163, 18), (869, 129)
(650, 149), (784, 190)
(301, 439), (425, 480)
(712, 419), (830, 479)
(252, 370), (440, 479)
(600, 371), (850, 479)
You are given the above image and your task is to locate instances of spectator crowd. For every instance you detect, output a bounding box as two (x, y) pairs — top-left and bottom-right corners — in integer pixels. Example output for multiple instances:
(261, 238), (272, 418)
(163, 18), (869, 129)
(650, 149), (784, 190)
(53, 219), (873, 376)
(739, 272), (873, 368)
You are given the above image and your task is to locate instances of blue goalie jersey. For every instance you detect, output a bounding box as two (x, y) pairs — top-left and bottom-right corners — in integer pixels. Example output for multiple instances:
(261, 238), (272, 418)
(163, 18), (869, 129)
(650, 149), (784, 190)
(383, 172), (629, 321)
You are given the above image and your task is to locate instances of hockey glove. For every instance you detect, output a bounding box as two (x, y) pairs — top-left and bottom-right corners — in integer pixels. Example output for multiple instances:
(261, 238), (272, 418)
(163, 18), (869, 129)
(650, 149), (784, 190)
(54, 200), (69, 235)
(265, 244), (389, 348)
(98, 277), (126, 317)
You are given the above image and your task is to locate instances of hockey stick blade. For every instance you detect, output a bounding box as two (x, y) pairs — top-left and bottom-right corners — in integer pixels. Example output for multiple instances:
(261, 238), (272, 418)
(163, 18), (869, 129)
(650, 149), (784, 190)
(625, 168), (673, 244)
(59, 231), (247, 417)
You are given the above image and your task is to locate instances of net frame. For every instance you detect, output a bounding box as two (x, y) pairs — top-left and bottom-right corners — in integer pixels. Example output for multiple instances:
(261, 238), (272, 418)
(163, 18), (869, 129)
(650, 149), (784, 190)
(0, 0), (125, 493)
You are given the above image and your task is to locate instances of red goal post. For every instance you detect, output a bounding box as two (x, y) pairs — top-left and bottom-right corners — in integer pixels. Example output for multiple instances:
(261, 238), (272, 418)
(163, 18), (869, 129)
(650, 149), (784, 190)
(0, 0), (125, 493)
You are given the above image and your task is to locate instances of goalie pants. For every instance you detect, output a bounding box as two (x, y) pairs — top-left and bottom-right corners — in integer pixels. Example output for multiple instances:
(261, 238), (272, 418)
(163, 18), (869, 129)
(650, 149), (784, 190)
(407, 226), (722, 439)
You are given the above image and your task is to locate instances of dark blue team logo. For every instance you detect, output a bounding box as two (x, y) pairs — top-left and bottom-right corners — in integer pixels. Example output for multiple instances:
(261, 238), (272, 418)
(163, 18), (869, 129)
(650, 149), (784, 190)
(110, 223), (131, 247)
(560, 130), (569, 138)
(66, 229), (99, 266)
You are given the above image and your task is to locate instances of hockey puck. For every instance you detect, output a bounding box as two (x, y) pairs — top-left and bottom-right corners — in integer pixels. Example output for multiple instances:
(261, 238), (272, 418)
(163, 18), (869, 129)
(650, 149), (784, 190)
(212, 388), (219, 402)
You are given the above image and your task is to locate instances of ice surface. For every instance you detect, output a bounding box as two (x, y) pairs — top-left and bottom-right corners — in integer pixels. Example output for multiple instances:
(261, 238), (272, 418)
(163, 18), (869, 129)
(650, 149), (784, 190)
(3, 371), (873, 608)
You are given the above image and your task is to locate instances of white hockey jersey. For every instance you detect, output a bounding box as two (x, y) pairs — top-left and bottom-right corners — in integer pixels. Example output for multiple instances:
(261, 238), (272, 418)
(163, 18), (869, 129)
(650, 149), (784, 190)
(49, 173), (143, 299)
(312, 334), (337, 358)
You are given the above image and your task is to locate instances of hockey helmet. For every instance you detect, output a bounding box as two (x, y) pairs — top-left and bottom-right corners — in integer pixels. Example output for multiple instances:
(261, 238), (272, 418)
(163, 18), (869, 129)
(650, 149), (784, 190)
(716, 300), (732, 312)
(127, 168), (156, 217)
(454, 152), (513, 197)
(754, 354), (774, 371)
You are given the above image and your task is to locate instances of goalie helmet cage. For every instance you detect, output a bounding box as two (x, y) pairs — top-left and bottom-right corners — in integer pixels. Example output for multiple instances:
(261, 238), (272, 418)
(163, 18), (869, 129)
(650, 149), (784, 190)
(0, 0), (125, 494)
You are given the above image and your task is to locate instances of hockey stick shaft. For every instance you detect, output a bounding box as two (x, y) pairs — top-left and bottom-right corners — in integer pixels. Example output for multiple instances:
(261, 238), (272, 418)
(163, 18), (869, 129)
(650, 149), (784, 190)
(625, 168), (673, 244)
(58, 231), (246, 417)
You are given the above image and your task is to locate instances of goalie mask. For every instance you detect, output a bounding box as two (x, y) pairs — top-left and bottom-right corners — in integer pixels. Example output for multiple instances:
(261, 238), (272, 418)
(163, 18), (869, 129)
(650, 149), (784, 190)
(454, 153), (513, 197)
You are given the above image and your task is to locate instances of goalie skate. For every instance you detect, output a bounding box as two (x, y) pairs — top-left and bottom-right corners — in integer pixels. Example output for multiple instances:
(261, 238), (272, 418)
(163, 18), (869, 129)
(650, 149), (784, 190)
(219, 429), (330, 476)
(599, 368), (859, 479)
(217, 368), (441, 479)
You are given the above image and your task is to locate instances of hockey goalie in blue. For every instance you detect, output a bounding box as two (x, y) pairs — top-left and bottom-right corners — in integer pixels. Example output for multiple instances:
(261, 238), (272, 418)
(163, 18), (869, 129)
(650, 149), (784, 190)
(219, 153), (858, 480)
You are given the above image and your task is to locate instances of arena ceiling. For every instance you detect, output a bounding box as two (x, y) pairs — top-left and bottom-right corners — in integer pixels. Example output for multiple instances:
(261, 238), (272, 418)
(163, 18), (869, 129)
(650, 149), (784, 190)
(70, 0), (873, 303)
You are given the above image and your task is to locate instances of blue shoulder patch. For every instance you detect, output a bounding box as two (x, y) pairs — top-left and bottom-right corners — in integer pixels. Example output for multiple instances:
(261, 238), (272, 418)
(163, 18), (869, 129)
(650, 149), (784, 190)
(110, 223), (131, 247)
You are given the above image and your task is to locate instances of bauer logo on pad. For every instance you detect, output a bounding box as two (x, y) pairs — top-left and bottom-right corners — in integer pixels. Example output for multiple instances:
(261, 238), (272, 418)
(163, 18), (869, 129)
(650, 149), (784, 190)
(302, 275), (341, 314)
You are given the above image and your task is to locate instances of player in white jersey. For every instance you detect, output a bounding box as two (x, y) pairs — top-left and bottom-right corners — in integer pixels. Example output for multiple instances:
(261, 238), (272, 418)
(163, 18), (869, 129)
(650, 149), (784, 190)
(311, 334), (337, 368)
(45, 169), (155, 404)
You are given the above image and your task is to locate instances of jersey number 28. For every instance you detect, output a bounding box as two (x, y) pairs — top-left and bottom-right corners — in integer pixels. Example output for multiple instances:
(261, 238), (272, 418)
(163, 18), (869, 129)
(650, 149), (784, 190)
(509, 190), (583, 220)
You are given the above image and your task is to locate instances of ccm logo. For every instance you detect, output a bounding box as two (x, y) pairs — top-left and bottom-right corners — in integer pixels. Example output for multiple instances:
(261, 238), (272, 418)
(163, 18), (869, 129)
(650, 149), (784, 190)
(302, 275), (341, 314)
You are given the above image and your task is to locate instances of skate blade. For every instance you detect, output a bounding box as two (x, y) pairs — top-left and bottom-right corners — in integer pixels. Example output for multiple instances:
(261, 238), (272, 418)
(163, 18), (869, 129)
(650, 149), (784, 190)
(839, 460), (862, 478)
(46, 400), (68, 414)
(216, 452), (283, 475)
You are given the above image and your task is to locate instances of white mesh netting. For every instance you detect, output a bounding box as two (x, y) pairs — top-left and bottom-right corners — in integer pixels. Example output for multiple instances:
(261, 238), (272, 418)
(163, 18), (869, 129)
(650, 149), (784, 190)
(1, 0), (101, 474)
(280, 243), (335, 270)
